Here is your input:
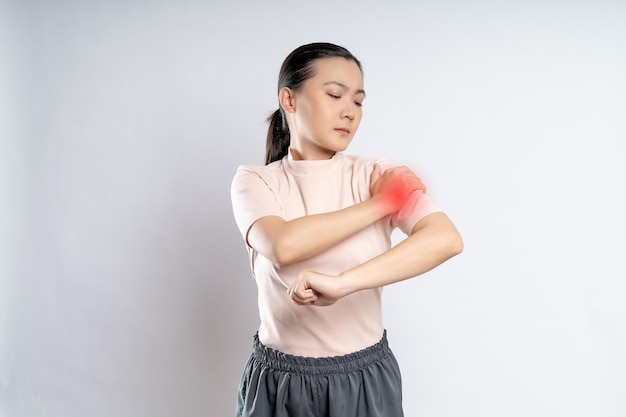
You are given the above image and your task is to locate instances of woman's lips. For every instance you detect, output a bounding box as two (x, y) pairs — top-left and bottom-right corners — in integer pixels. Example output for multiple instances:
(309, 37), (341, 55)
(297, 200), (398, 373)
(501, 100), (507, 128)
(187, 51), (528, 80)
(335, 128), (350, 135)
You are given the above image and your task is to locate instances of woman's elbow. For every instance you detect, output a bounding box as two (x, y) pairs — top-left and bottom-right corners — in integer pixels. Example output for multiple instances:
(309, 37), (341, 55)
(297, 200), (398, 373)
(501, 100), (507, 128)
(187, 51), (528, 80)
(271, 240), (299, 266)
(411, 214), (464, 259)
(441, 216), (463, 257)
(449, 231), (464, 257)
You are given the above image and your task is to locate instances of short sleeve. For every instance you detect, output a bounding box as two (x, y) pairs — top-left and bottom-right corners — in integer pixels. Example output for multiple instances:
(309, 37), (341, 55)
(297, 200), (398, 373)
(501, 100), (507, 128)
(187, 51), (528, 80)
(230, 167), (283, 245)
(390, 190), (441, 235)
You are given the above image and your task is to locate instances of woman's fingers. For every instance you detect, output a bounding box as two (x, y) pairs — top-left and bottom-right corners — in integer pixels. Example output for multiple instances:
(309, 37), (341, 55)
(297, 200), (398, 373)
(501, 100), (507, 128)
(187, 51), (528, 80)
(391, 167), (426, 193)
(371, 166), (426, 197)
(369, 163), (382, 196)
(287, 270), (342, 306)
(297, 289), (318, 305)
(370, 163), (382, 184)
(371, 166), (427, 211)
(288, 280), (318, 305)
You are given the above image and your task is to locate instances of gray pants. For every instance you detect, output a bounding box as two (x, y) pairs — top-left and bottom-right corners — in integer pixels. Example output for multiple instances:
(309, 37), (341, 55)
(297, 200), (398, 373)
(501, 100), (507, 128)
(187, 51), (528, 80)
(236, 331), (404, 417)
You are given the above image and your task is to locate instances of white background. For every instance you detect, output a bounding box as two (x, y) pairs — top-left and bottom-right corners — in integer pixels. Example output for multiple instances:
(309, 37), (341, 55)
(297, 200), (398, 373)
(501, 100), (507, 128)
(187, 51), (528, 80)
(1, 0), (625, 416)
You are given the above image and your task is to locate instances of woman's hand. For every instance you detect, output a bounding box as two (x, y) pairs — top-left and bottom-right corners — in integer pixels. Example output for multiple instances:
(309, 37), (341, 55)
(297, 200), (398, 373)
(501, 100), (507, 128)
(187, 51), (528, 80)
(370, 164), (427, 213)
(287, 270), (345, 307)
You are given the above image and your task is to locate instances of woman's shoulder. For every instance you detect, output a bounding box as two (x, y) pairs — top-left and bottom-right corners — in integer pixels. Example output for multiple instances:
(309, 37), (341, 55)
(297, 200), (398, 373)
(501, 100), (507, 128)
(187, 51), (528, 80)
(234, 159), (284, 176)
(231, 159), (286, 194)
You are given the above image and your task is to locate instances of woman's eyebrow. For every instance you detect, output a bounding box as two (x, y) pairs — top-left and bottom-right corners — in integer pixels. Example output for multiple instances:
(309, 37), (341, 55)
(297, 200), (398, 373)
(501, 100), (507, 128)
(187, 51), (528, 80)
(323, 81), (366, 97)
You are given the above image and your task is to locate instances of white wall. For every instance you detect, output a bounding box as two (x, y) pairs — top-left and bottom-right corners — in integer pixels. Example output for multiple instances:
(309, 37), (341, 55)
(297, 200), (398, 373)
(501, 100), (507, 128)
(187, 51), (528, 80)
(1, 1), (624, 416)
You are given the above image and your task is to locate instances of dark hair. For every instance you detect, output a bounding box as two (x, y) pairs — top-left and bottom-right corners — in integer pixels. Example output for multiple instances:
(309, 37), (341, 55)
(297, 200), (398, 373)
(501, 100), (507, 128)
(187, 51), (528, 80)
(265, 42), (362, 165)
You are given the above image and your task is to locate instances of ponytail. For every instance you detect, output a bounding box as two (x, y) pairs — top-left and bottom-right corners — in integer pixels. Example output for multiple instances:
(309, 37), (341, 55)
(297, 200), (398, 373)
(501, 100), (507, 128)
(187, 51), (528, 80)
(265, 108), (290, 165)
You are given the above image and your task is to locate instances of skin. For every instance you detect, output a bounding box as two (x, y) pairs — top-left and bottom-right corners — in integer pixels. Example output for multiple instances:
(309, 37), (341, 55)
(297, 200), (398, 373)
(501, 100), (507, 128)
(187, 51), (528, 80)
(248, 57), (463, 306)
(280, 57), (365, 160)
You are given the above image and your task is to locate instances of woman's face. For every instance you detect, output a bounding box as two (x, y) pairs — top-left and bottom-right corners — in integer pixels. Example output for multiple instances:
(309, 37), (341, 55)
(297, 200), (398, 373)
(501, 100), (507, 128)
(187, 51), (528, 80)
(284, 57), (365, 160)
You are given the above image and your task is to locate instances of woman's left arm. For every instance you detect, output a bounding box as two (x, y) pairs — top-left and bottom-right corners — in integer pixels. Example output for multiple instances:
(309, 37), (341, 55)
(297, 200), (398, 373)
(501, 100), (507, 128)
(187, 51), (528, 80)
(288, 212), (463, 305)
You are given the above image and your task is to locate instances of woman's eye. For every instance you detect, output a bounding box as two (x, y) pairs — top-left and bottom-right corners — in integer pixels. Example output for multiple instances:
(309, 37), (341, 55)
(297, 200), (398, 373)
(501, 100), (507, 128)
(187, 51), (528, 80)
(354, 101), (363, 107)
(327, 93), (341, 99)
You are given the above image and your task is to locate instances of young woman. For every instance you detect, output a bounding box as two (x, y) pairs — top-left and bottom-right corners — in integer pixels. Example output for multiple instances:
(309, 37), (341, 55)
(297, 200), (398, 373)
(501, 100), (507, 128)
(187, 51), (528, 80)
(231, 42), (463, 417)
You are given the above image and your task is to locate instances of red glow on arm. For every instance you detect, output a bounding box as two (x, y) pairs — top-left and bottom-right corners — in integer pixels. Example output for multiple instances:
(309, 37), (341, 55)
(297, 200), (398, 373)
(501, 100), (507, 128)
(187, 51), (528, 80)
(386, 180), (413, 209)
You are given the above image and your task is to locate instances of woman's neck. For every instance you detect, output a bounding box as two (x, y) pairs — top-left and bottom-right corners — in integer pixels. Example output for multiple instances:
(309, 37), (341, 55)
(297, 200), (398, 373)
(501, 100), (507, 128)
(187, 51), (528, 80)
(289, 146), (335, 161)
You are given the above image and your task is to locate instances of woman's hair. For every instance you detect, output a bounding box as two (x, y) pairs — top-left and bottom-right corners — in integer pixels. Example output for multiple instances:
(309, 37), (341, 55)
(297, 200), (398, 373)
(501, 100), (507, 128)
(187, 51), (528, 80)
(265, 42), (362, 165)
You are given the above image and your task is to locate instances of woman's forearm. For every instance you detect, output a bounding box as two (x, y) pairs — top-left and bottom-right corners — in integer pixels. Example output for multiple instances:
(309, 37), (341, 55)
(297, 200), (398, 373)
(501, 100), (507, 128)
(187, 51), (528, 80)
(248, 195), (392, 265)
(338, 212), (463, 296)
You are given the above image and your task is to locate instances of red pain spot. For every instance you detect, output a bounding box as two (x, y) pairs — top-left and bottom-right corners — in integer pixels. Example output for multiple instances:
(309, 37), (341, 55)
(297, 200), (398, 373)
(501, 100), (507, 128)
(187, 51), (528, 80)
(386, 181), (412, 207)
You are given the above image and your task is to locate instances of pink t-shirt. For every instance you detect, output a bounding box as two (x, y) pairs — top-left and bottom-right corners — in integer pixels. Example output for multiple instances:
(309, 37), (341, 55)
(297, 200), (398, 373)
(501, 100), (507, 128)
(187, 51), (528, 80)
(231, 151), (440, 357)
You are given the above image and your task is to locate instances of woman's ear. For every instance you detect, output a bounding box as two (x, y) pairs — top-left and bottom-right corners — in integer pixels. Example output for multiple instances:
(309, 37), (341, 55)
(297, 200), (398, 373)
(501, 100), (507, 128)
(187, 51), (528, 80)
(279, 87), (296, 114)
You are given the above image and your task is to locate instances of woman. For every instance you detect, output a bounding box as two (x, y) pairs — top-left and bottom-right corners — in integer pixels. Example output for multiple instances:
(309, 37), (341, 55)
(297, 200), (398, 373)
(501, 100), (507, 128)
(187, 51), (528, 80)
(231, 42), (463, 417)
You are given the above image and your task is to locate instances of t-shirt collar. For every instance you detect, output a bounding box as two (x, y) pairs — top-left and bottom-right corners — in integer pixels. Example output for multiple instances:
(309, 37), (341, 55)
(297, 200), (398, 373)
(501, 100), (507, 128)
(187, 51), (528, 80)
(283, 148), (344, 177)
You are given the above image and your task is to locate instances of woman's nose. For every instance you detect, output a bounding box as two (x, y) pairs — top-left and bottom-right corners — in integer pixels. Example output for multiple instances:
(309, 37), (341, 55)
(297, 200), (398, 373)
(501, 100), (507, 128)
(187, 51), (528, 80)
(341, 107), (355, 120)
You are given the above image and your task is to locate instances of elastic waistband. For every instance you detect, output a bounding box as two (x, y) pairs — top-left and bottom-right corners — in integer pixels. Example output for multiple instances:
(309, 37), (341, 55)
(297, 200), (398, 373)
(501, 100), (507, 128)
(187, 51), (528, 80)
(251, 331), (391, 376)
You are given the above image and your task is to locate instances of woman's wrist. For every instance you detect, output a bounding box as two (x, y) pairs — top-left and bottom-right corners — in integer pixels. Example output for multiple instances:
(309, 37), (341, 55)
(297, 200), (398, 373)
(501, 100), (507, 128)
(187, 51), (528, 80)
(337, 270), (361, 298)
(369, 193), (395, 217)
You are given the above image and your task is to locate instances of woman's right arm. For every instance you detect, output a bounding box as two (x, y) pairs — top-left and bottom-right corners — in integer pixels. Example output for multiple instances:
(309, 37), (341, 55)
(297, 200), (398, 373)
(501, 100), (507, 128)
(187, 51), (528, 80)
(247, 165), (423, 265)
(248, 196), (388, 265)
